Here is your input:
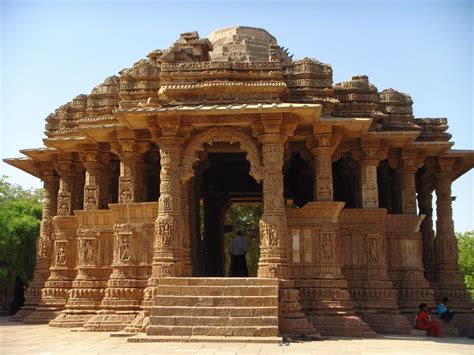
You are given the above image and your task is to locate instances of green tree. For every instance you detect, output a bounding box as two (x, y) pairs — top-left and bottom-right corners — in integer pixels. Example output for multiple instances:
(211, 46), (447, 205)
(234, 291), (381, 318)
(0, 176), (42, 294)
(456, 230), (474, 301)
(224, 204), (262, 277)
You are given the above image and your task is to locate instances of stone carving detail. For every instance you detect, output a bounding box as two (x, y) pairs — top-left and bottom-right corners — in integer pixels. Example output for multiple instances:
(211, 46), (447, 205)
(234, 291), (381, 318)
(366, 236), (381, 264)
(119, 235), (131, 262)
(111, 140), (149, 204)
(321, 233), (335, 260)
(180, 127), (264, 183)
(55, 242), (67, 266)
(157, 219), (173, 247)
(77, 228), (98, 266)
(261, 220), (279, 247)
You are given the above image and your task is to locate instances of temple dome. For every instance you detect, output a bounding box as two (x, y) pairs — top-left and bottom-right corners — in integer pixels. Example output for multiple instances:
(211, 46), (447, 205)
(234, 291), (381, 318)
(208, 26), (287, 63)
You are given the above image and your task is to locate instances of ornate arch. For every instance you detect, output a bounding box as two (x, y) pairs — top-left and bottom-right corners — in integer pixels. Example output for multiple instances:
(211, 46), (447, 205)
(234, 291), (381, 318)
(180, 127), (264, 183)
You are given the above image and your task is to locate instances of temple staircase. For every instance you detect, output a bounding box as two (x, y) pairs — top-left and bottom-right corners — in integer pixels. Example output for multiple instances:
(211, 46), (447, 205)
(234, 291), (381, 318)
(146, 278), (279, 338)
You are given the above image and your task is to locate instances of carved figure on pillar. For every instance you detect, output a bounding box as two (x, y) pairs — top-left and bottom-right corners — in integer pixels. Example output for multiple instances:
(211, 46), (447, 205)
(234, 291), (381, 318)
(55, 157), (76, 216)
(80, 149), (104, 210)
(111, 139), (149, 204)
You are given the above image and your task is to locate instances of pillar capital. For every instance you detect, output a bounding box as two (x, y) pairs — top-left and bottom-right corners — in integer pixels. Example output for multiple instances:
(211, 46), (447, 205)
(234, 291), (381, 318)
(54, 157), (76, 177)
(258, 133), (287, 145)
(111, 139), (149, 157)
(390, 149), (425, 214)
(352, 144), (387, 168)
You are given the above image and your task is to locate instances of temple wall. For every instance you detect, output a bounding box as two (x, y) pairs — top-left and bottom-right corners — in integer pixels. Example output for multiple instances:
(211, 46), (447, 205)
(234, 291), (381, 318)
(338, 209), (412, 334)
(286, 202), (375, 337)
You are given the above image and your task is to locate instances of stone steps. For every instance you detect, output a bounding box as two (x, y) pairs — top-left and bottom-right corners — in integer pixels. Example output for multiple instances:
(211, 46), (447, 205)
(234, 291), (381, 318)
(155, 285), (278, 296)
(147, 278), (279, 337)
(150, 316), (278, 327)
(151, 306), (277, 317)
(147, 325), (278, 337)
(156, 277), (278, 287)
(152, 295), (278, 307)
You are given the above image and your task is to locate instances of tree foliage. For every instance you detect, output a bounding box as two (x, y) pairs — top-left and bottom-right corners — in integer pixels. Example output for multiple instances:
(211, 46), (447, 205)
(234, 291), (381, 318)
(456, 230), (474, 301)
(0, 176), (42, 293)
(224, 204), (261, 277)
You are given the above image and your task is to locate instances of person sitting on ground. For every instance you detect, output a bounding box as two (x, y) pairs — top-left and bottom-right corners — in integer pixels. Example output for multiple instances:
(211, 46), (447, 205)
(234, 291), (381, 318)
(229, 230), (249, 277)
(437, 297), (456, 323)
(415, 303), (441, 337)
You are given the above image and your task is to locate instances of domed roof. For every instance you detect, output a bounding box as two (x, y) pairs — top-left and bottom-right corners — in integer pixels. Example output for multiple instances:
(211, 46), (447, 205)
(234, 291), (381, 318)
(208, 26), (289, 63)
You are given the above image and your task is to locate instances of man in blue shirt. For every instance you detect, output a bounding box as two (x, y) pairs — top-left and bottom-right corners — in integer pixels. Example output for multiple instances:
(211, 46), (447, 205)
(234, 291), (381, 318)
(437, 297), (456, 323)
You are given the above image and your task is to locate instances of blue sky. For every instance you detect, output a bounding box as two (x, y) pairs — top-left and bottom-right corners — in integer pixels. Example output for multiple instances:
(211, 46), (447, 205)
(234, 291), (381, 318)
(1, 0), (473, 231)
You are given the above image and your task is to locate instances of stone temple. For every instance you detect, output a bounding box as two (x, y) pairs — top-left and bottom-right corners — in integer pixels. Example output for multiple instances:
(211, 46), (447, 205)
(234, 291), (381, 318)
(5, 26), (474, 338)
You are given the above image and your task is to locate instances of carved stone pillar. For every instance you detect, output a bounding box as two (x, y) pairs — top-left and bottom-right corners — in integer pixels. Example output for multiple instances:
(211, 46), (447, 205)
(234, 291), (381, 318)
(100, 153), (111, 208)
(180, 181), (193, 277)
(378, 162), (393, 213)
(112, 140), (149, 203)
(152, 136), (184, 278)
(434, 157), (473, 333)
(56, 157), (76, 216)
(435, 158), (459, 278)
(74, 163), (85, 211)
(308, 133), (334, 201)
(81, 150), (104, 210)
(12, 166), (59, 321)
(359, 157), (379, 208)
(394, 150), (422, 214)
(352, 140), (386, 209)
(416, 166), (436, 282)
(258, 114), (290, 278)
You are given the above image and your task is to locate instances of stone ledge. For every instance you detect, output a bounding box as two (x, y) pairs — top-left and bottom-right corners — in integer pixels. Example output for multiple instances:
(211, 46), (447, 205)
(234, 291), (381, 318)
(127, 335), (282, 343)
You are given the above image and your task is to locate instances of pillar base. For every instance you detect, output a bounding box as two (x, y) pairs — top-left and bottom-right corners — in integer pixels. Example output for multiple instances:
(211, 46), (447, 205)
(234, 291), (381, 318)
(451, 312), (474, 337)
(9, 306), (36, 322)
(22, 306), (62, 324)
(310, 314), (376, 337)
(359, 313), (412, 335)
(83, 310), (138, 331)
(123, 311), (150, 333)
(279, 281), (321, 339)
(50, 310), (97, 328)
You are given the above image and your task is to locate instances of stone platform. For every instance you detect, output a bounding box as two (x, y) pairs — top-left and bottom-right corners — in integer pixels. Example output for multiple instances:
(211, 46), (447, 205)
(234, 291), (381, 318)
(2, 317), (474, 355)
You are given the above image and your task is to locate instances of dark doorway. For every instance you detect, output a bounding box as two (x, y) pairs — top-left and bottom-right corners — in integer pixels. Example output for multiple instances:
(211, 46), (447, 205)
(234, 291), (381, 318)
(192, 152), (262, 277)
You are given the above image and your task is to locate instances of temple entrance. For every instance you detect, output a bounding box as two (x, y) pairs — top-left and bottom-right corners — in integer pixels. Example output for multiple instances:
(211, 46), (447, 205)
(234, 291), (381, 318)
(190, 150), (262, 277)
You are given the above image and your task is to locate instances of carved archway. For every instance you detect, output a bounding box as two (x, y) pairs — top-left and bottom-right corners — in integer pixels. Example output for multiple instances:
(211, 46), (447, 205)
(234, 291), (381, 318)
(180, 127), (264, 182)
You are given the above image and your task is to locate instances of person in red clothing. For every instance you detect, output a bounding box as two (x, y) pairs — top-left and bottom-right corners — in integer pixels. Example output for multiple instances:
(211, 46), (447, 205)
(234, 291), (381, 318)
(415, 303), (441, 337)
